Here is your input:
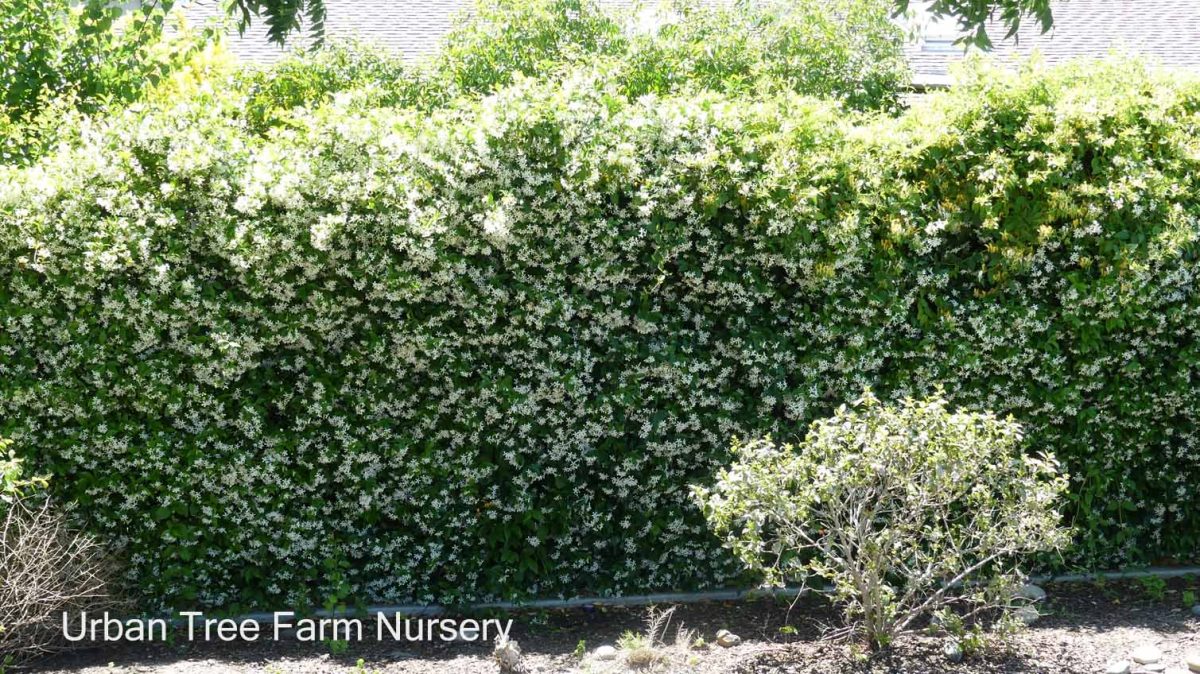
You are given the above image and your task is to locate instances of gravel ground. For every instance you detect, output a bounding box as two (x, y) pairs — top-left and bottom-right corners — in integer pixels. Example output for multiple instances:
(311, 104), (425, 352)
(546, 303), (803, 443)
(26, 578), (1200, 674)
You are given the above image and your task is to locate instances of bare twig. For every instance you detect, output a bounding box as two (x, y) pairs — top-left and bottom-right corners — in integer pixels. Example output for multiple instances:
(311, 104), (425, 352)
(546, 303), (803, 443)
(0, 498), (124, 664)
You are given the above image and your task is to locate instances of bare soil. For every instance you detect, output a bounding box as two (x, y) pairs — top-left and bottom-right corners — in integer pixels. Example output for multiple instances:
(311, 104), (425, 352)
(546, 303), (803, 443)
(25, 578), (1200, 674)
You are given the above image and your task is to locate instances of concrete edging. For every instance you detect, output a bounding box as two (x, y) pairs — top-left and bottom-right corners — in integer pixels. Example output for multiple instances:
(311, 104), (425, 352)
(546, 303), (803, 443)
(218, 564), (1200, 624)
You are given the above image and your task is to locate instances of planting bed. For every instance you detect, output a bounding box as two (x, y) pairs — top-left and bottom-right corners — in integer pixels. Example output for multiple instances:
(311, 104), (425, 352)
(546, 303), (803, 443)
(29, 578), (1200, 673)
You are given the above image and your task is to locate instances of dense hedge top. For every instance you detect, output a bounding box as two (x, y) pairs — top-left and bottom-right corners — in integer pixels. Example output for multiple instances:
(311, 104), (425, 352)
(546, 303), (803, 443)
(2, 60), (1199, 610)
(229, 0), (908, 135)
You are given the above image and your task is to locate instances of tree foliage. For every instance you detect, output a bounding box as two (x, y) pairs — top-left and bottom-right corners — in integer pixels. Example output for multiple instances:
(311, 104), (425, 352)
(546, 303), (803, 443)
(899, 0), (1054, 49)
(226, 0), (1055, 50)
(232, 0), (909, 120)
(0, 0), (213, 165)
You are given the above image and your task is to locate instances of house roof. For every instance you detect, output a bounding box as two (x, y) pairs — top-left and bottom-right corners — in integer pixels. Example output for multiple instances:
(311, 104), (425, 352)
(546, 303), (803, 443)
(178, 0), (458, 62)
(906, 0), (1200, 87)
(176, 0), (1200, 83)
(177, 0), (643, 64)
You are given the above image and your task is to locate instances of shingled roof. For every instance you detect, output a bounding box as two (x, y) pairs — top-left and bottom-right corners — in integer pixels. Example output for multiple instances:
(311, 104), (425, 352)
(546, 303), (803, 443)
(177, 0), (1200, 84)
(906, 0), (1200, 87)
(178, 0), (643, 64)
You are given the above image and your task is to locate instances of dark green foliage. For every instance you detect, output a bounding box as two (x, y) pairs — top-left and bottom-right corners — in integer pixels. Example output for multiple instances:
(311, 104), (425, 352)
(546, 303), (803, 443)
(1, 58), (1197, 611)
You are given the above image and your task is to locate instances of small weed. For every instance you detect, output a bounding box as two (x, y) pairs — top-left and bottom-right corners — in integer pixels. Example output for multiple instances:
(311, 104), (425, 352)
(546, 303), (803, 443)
(352, 658), (379, 674)
(1182, 589), (1196, 607)
(957, 626), (989, 657)
(573, 639), (587, 659)
(1089, 575), (1121, 602)
(614, 606), (695, 670)
(931, 607), (1019, 658)
(325, 638), (350, 655)
(1138, 576), (1168, 602)
(617, 630), (648, 651)
(617, 630), (663, 669)
(848, 643), (869, 662)
(624, 646), (668, 670)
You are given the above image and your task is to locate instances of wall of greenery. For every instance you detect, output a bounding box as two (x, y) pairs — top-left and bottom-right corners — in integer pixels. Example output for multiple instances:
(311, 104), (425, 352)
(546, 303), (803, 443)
(1, 0), (1197, 612)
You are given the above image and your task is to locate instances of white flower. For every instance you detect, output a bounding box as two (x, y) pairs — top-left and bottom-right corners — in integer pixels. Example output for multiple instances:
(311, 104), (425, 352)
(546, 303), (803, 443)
(482, 196), (517, 245)
(310, 213), (346, 251)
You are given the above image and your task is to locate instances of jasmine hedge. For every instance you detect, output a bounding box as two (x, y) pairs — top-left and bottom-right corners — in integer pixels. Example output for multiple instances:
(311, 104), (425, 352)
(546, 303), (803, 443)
(1, 58), (1198, 611)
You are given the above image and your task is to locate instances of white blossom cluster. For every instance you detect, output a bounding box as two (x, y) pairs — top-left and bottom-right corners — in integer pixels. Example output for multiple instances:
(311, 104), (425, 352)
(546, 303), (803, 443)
(0, 60), (1197, 611)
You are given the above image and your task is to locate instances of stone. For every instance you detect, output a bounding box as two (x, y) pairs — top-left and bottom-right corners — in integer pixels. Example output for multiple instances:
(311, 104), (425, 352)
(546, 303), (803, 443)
(1132, 645), (1162, 665)
(1191, 604), (1200, 617)
(1013, 605), (1040, 625)
(942, 640), (963, 663)
(1016, 583), (1048, 602)
(494, 637), (526, 674)
(593, 645), (618, 661)
(1104, 660), (1130, 674)
(715, 629), (741, 648)
(1143, 664), (1166, 673)
(1185, 651), (1200, 673)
